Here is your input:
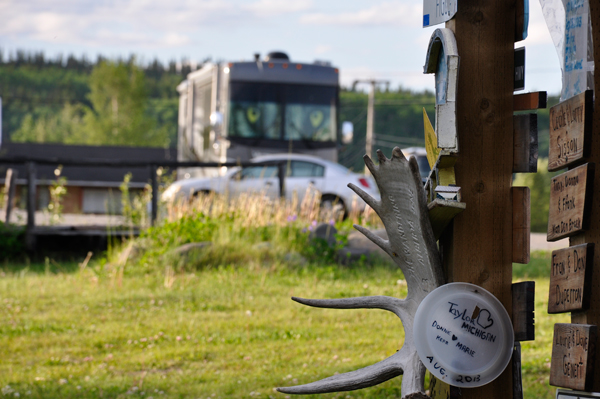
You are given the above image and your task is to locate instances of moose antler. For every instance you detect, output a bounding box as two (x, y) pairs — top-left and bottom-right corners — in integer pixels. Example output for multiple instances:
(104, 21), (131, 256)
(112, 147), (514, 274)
(277, 148), (444, 399)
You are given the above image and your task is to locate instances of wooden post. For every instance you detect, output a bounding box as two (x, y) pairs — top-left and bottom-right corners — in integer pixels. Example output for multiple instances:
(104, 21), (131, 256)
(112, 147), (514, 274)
(569, 0), (600, 391)
(26, 162), (36, 251)
(277, 162), (285, 199)
(4, 168), (17, 224)
(440, 1), (515, 397)
(150, 164), (158, 226)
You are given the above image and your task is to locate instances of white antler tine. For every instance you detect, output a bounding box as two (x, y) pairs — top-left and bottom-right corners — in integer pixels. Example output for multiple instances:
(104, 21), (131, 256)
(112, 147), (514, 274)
(363, 154), (377, 175)
(347, 183), (379, 211)
(277, 352), (403, 394)
(292, 296), (403, 316)
(353, 224), (391, 255)
(376, 149), (388, 164)
(390, 146), (406, 160)
(278, 147), (444, 399)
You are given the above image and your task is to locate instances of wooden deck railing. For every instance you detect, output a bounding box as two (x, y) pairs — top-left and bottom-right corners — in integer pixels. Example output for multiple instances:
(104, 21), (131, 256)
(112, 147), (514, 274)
(0, 157), (288, 249)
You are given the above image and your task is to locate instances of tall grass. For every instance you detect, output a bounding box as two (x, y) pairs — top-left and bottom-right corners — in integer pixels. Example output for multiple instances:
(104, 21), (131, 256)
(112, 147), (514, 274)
(102, 189), (383, 277)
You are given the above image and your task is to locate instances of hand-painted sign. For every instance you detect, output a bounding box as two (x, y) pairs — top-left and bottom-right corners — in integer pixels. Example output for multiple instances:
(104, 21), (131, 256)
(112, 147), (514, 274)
(550, 323), (597, 391)
(548, 90), (593, 171)
(413, 283), (514, 388)
(423, 0), (457, 27)
(560, 0), (593, 101)
(547, 163), (594, 241)
(548, 244), (594, 313)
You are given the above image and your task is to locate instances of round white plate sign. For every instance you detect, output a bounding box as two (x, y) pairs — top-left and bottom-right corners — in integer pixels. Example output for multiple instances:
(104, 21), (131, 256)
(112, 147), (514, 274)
(413, 283), (514, 388)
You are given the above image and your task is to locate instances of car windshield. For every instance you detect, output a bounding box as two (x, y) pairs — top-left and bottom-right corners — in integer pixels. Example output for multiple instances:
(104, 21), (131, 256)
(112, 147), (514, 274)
(228, 82), (337, 142)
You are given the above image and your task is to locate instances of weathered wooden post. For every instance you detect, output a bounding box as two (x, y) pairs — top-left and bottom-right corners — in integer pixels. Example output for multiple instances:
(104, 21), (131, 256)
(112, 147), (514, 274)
(4, 168), (17, 224)
(25, 161), (36, 252)
(150, 164), (158, 226)
(433, 1), (524, 397)
(277, 162), (285, 199)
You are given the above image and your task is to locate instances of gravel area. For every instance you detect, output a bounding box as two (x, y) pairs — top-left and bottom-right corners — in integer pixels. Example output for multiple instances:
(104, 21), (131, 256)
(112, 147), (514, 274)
(347, 229), (568, 253)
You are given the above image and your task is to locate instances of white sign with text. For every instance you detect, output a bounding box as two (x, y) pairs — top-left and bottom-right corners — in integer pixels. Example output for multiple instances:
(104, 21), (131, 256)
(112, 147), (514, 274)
(413, 283), (514, 387)
(423, 0), (457, 27)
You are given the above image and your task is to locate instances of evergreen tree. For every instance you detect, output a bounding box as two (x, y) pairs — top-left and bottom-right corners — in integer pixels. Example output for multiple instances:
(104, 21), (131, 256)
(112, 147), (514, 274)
(83, 59), (167, 146)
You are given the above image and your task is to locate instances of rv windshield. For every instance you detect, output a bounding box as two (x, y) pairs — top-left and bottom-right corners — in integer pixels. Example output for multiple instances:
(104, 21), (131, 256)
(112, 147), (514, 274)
(228, 82), (337, 143)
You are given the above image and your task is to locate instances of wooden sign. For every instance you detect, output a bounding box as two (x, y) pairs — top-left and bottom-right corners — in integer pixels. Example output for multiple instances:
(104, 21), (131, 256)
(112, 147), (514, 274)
(513, 113), (538, 173)
(512, 281), (535, 341)
(548, 244), (594, 314)
(514, 0), (528, 42)
(514, 91), (547, 111)
(513, 343), (523, 399)
(550, 323), (597, 391)
(547, 163), (594, 242)
(557, 389), (600, 399)
(512, 187), (531, 264)
(548, 90), (593, 172)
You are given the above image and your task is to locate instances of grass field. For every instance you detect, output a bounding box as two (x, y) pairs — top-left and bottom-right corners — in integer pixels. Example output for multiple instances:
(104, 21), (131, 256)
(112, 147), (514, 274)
(0, 249), (567, 399)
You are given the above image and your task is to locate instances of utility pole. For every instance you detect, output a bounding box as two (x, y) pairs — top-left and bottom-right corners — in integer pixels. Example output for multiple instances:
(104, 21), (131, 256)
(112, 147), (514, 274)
(352, 79), (389, 174)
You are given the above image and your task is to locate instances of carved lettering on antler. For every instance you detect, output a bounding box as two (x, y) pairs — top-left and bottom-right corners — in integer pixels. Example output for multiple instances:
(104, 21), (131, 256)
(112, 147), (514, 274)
(277, 148), (444, 399)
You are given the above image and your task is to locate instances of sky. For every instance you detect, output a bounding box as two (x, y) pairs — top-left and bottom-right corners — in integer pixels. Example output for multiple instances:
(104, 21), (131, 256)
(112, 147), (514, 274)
(0, 0), (563, 95)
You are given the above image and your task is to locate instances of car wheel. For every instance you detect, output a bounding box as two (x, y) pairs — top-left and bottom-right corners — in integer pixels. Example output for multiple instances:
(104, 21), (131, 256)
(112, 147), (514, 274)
(189, 190), (214, 204)
(320, 195), (346, 221)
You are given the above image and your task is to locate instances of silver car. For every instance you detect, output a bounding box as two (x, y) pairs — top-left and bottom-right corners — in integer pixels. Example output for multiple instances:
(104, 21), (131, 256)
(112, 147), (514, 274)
(162, 153), (379, 217)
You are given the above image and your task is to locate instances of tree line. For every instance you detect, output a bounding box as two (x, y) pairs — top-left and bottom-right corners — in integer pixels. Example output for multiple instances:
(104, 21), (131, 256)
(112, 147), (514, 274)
(0, 49), (557, 159)
(0, 49), (560, 230)
(0, 50), (207, 148)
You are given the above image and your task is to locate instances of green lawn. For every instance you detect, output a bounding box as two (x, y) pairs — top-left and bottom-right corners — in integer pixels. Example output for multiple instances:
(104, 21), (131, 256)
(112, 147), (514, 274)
(0, 251), (567, 399)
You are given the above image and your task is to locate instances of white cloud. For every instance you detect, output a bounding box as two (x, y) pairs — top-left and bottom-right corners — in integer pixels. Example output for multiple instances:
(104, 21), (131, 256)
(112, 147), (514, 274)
(300, 2), (421, 27)
(0, 0), (251, 47)
(160, 33), (192, 47)
(243, 0), (314, 17)
(315, 44), (332, 55)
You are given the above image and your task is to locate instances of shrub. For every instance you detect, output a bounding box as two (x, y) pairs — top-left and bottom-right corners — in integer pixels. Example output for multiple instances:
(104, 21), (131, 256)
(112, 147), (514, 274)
(0, 222), (25, 259)
(104, 189), (378, 274)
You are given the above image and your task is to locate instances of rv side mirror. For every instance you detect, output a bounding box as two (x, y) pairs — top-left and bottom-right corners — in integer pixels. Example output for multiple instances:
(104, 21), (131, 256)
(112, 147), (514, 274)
(210, 111), (223, 128)
(341, 121), (353, 144)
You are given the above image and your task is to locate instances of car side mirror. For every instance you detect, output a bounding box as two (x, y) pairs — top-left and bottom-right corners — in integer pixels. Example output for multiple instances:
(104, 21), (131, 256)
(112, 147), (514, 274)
(341, 121), (353, 144)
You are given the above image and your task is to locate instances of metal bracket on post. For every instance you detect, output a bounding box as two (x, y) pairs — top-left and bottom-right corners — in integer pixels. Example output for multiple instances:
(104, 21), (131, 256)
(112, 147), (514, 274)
(424, 28), (460, 154)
